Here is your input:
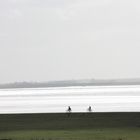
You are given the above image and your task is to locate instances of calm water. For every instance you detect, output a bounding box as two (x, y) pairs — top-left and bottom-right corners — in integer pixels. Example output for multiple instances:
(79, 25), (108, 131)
(0, 85), (140, 114)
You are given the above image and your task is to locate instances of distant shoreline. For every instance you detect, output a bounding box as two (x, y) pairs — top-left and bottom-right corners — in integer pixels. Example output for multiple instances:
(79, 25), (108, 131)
(1, 79), (140, 89)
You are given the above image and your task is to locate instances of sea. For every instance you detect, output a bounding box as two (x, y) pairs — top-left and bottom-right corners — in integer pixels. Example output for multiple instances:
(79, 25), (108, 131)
(0, 85), (140, 114)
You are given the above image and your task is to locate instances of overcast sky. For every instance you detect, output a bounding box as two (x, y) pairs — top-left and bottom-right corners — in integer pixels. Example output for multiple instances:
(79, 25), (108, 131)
(0, 0), (140, 83)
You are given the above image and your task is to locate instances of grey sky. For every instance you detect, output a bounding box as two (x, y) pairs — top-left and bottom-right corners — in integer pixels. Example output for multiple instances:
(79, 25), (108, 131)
(0, 0), (140, 83)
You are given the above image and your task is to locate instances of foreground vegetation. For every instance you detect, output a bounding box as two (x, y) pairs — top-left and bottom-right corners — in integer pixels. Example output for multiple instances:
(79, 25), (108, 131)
(0, 113), (140, 140)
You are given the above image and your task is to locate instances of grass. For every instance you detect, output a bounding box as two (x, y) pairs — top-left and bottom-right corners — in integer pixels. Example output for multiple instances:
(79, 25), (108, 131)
(0, 113), (140, 140)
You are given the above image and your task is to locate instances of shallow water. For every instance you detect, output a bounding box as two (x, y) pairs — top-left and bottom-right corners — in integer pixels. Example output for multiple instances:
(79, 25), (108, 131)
(0, 85), (140, 113)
